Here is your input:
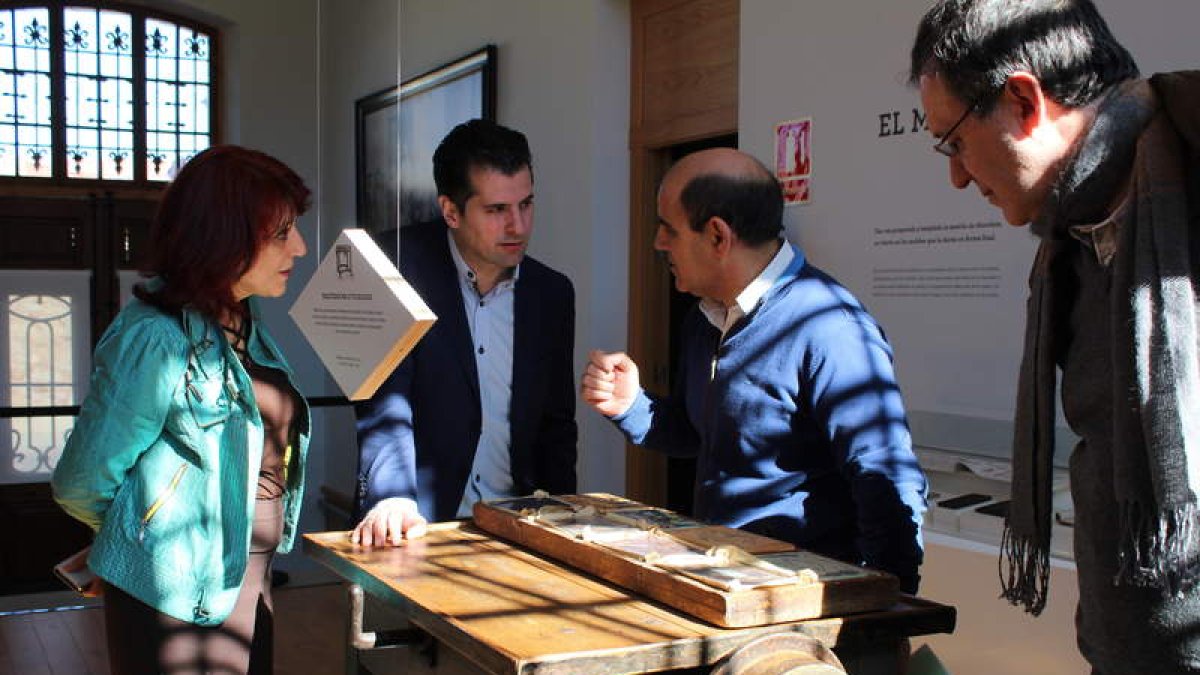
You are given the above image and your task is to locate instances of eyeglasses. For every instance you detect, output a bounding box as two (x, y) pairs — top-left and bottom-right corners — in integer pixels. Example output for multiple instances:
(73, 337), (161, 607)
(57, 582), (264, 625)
(932, 101), (978, 158)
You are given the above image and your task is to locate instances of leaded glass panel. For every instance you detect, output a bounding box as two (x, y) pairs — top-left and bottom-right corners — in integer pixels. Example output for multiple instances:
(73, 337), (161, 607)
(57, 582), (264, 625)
(180, 25), (208, 84)
(144, 19), (175, 81)
(6, 293), (76, 476)
(0, 7), (52, 178)
(145, 17), (208, 181)
(99, 10), (131, 78)
(0, 124), (13, 175)
(64, 7), (132, 180)
(178, 82), (207, 133)
(0, 6), (213, 185)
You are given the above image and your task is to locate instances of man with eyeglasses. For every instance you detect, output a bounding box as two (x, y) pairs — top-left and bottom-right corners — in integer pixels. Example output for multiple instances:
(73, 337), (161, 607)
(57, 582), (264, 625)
(910, 1), (1200, 672)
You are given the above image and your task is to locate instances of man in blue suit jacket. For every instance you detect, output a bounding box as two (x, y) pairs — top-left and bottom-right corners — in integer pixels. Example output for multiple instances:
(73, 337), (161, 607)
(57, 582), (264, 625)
(352, 120), (577, 545)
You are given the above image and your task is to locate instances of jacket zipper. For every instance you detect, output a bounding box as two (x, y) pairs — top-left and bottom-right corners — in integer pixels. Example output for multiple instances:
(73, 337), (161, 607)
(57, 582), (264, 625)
(194, 589), (210, 621)
(282, 443), (292, 486)
(139, 463), (188, 542)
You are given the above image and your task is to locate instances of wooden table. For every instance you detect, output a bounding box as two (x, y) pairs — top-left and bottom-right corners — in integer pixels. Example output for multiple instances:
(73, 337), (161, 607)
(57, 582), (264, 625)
(304, 523), (955, 675)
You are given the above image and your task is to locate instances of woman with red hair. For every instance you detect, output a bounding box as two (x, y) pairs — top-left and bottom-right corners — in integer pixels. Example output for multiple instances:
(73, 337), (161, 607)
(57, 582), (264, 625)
(52, 144), (311, 674)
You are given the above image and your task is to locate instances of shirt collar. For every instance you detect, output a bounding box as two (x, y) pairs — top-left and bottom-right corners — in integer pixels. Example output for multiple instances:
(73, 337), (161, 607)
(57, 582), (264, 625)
(699, 239), (793, 333)
(446, 228), (520, 292)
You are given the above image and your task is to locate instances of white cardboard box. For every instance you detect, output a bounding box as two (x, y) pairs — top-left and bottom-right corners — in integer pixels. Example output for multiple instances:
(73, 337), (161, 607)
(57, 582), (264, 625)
(289, 228), (436, 400)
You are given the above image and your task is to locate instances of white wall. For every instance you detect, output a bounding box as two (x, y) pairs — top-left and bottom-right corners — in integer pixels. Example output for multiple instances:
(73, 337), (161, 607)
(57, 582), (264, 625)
(312, 0), (400, 510)
(740, 1), (1200, 671)
(740, 0), (1200, 465)
(391, 0), (632, 496)
(742, 0), (1044, 462)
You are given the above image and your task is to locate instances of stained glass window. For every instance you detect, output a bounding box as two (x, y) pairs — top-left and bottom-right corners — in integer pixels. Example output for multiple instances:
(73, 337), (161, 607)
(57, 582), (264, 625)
(64, 7), (133, 180)
(0, 5), (214, 184)
(145, 18), (209, 181)
(0, 7), (53, 177)
(6, 293), (75, 476)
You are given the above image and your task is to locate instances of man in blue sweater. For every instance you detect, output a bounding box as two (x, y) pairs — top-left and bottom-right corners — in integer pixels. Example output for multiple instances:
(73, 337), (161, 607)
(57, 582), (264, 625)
(582, 148), (927, 592)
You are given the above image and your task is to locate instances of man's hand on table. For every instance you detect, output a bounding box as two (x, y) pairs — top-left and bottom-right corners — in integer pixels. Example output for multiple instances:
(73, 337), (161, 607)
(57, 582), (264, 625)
(351, 497), (428, 546)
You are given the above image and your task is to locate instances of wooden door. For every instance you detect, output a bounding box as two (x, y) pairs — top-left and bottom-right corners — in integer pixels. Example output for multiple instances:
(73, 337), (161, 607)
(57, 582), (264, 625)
(627, 0), (738, 509)
(0, 190), (158, 594)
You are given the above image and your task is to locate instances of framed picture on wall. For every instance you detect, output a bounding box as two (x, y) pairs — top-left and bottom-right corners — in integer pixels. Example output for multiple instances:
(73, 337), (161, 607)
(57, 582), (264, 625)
(355, 45), (497, 248)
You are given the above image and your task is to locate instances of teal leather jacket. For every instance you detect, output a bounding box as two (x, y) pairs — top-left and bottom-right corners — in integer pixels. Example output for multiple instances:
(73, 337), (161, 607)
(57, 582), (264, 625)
(52, 295), (310, 626)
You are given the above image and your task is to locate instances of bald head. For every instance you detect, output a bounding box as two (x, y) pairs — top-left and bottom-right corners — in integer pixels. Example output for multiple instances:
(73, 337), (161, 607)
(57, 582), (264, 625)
(661, 147), (783, 247)
(663, 147), (774, 191)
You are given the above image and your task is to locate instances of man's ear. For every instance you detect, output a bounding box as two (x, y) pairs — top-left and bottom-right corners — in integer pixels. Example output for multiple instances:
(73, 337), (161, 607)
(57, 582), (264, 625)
(438, 195), (460, 229)
(707, 217), (734, 257)
(1002, 71), (1049, 136)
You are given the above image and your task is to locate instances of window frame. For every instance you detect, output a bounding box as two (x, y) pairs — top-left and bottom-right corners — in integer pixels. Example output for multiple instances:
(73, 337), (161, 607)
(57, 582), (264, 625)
(0, 0), (220, 194)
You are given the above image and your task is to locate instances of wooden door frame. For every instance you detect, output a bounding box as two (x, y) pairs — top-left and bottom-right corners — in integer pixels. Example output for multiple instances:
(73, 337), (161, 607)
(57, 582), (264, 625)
(626, 0), (738, 506)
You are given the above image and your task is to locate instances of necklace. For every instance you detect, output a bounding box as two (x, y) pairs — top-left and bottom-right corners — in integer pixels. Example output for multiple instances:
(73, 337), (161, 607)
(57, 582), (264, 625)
(221, 319), (251, 364)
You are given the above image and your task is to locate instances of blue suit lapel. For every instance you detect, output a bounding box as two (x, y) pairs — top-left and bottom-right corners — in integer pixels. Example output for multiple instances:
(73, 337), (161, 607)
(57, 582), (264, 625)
(426, 233), (481, 403)
(511, 272), (540, 444)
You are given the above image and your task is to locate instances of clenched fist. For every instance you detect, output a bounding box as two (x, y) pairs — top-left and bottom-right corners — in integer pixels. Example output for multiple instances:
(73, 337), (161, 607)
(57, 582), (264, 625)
(580, 349), (641, 417)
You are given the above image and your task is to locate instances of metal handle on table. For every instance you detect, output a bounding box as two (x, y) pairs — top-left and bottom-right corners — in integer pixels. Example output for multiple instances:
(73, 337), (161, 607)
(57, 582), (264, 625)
(346, 583), (427, 650)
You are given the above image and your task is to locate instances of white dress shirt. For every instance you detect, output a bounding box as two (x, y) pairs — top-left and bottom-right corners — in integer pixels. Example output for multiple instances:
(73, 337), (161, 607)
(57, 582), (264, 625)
(447, 230), (519, 517)
(698, 239), (793, 336)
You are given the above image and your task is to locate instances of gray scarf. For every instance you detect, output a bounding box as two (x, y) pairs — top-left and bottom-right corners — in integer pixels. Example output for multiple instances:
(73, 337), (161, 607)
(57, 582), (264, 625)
(1002, 74), (1200, 615)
